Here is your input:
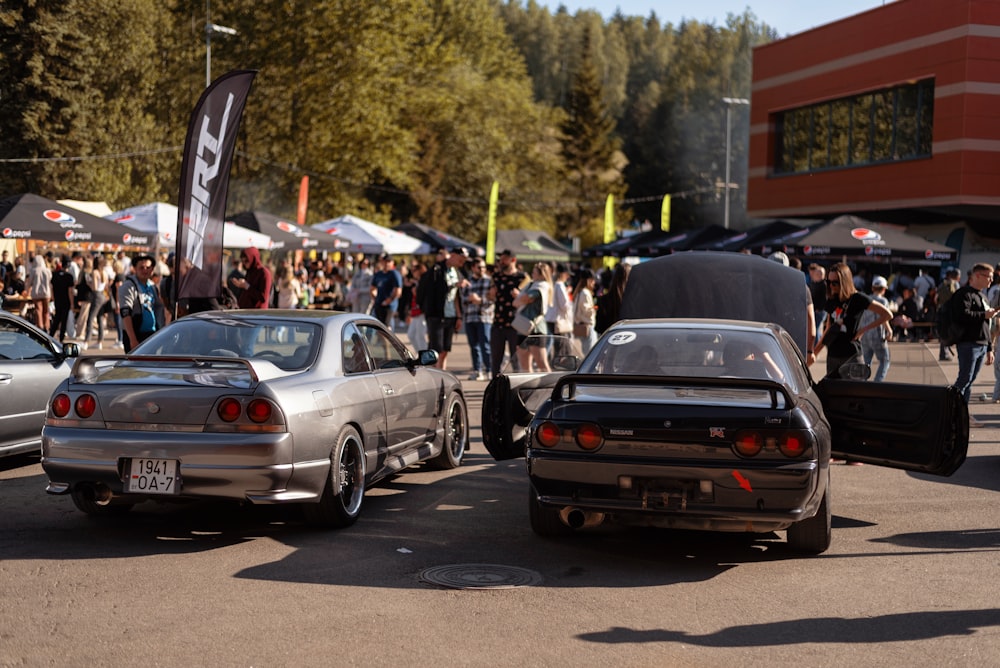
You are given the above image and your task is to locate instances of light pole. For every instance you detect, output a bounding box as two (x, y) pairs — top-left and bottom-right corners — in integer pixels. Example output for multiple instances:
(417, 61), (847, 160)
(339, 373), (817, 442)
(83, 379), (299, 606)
(205, 0), (238, 88)
(722, 96), (750, 229)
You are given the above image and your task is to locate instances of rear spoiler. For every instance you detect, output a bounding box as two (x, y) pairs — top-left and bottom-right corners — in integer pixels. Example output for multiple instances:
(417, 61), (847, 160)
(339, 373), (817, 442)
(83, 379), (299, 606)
(69, 355), (262, 384)
(551, 373), (794, 410)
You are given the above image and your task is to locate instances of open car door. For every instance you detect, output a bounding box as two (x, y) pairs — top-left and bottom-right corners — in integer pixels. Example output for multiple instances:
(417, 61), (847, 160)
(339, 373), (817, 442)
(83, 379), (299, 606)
(816, 379), (968, 476)
(481, 336), (579, 461)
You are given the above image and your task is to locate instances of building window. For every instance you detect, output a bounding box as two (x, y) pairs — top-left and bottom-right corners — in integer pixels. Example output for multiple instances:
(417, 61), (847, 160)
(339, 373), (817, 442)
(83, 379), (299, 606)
(774, 79), (934, 175)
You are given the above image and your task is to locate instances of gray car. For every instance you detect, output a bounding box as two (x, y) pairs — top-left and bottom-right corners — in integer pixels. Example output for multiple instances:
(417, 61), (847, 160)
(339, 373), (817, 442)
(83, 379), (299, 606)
(41, 310), (467, 527)
(0, 311), (79, 457)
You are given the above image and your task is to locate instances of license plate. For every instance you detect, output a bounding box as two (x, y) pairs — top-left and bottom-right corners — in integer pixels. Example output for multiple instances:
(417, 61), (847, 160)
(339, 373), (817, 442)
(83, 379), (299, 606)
(126, 458), (179, 495)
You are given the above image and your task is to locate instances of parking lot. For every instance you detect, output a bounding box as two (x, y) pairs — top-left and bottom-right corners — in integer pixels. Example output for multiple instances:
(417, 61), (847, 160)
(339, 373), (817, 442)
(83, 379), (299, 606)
(1, 337), (998, 667)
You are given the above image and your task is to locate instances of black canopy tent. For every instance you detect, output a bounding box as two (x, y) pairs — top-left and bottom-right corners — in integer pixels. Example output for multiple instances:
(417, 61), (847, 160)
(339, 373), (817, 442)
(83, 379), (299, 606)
(0, 193), (152, 246)
(633, 224), (732, 256)
(783, 215), (957, 265)
(394, 221), (484, 257)
(581, 228), (672, 259)
(229, 211), (349, 252)
(492, 229), (571, 263)
(702, 220), (805, 253)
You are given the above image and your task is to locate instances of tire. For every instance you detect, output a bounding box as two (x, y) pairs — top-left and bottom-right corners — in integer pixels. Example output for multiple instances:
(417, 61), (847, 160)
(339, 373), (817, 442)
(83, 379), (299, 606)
(303, 426), (366, 528)
(787, 480), (832, 554)
(528, 485), (573, 537)
(70, 486), (134, 516)
(428, 392), (468, 470)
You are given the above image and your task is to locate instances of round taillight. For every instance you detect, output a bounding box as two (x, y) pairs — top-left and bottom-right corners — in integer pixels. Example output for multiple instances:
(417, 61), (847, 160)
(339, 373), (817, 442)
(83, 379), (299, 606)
(246, 399), (272, 424)
(74, 394), (97, 419)
(217, 398), (242, 422)
(536, 421), (561, 448)
(734, 431), (763, 457)
(576, 424), (604, 451)
(51, 394), (71, 418)
(779, 432), (807, 458)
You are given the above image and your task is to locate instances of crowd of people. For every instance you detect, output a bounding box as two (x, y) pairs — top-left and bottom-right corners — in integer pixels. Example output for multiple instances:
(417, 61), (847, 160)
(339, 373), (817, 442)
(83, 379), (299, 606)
(6, 244), (998, 422)
(775, 251), (1000, 427)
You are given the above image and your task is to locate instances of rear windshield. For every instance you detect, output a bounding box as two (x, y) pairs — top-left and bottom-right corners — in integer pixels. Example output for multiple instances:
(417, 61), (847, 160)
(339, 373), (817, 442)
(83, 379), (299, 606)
(580, 328), (798, 390)
(134, 317), (320, 371)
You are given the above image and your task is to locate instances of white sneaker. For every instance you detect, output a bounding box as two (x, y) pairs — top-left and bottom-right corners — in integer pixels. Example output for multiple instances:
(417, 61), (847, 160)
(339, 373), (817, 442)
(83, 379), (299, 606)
(476, 371), (488, 381)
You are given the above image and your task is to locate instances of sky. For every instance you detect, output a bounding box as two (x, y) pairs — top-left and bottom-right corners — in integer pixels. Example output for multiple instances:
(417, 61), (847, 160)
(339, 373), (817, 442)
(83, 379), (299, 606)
(553, 1), (891, 37)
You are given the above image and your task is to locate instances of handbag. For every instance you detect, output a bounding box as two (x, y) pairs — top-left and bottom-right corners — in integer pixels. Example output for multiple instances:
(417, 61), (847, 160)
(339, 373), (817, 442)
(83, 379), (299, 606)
(512, 312), (544, 336)
(573, 321), (591, 337)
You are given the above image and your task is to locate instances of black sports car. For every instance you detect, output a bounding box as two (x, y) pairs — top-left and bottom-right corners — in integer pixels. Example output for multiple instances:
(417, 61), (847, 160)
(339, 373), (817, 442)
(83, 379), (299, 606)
(482, 254), (967, 553)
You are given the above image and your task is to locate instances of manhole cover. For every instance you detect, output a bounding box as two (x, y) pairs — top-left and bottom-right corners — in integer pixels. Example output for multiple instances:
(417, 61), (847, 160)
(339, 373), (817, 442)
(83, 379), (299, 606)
(419, 564), (543, 590)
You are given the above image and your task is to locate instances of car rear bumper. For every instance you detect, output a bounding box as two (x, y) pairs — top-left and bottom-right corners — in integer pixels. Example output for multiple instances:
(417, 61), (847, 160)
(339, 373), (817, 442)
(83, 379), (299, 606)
(41, 427), (329, 504)
(528, 452), (825, 529)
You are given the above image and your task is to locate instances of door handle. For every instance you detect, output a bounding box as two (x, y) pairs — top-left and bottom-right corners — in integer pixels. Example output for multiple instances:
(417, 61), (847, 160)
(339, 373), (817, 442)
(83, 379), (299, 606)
(0, 373), (12, 385)
(382, 384), (395, 396)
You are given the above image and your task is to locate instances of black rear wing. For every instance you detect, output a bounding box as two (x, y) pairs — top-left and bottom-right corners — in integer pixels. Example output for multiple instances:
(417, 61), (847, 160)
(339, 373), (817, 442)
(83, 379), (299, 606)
(551, 373), (794, 410)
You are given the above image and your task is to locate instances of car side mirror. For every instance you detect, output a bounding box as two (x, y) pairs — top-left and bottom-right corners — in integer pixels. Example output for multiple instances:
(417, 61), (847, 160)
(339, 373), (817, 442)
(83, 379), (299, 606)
(551, 354), (580, 371)
(417, 349), (438, 367)
(838, 361), (871, 380)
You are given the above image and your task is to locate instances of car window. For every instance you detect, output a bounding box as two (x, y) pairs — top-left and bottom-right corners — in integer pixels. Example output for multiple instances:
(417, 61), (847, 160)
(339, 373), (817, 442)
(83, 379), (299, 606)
(342, 325), (372, 374)
(0, 320), (55, 361)
(356, 324), (410, 370)
(581, 328), (794, 386)
(134, 317), (319, 371)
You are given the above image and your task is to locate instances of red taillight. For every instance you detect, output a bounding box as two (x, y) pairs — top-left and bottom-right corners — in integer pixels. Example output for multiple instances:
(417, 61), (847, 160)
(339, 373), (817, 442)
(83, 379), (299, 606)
(74, 394), (97, 419)
(246, 399), (272, 423)
(51, 394), (71, 418)
(575, 424), (603, 451)
(536, 421), (561, 448)
(779, 432), (807, 458)
(217, 398), (242, 422)
(734, 431), (763, 457)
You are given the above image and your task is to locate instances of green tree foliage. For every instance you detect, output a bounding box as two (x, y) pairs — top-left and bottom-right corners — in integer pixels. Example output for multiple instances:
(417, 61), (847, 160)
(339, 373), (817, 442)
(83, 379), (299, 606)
(559, 28), (626, 246)
(0, 0), (773, 246)
(0, 0), (174, 205)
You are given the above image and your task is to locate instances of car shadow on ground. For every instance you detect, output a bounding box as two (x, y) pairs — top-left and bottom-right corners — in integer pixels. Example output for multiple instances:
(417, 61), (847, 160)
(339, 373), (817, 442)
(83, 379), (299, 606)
(575, 608), (1000, 647)
(1, 454), (827, 586)
(908, 453), (1000, 494)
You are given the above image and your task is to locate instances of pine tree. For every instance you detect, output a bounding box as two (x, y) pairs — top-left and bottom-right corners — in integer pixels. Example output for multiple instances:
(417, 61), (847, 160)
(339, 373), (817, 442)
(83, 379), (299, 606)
(558, 28), (626, 244)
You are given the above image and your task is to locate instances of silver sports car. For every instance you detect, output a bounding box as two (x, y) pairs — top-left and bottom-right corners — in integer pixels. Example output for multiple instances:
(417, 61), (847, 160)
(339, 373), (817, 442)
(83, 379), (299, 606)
(41, 310), (468, 527)
(0, 311), (79, 457)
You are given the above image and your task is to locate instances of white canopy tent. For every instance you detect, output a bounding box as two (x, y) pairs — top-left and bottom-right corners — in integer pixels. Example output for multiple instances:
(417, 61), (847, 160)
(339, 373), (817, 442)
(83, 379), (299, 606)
(107, 202), (278, 250)
(312, 214), (431, 255)
(222, 222), (277, 249)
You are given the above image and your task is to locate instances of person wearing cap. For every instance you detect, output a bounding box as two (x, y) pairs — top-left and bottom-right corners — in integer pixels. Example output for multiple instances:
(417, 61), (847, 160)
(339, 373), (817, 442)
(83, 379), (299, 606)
(371, 254), (403, 328)
(419, 247), (467, 369)
(860, 275), (892, 382)
(488, 249), (527, 376)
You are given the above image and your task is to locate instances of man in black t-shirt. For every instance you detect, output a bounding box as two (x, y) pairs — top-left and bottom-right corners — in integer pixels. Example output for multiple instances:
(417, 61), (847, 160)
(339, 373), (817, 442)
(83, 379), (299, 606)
(488, 249), (526, 376)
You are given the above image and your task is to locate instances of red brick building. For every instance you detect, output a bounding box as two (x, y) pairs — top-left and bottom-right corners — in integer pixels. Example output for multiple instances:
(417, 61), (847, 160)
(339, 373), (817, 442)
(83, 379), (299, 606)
(747, 0), (1000, 251)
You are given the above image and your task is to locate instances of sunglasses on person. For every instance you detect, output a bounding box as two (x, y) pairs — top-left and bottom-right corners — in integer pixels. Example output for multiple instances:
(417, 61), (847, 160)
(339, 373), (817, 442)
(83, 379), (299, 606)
(827, 280), (840, 287)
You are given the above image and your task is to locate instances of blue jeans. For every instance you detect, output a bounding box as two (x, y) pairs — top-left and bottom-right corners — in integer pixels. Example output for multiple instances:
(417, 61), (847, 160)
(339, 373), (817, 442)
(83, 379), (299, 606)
(954, 341), (988, 403)
(465, 321), (491, 373)
(861, 340), (890, 382)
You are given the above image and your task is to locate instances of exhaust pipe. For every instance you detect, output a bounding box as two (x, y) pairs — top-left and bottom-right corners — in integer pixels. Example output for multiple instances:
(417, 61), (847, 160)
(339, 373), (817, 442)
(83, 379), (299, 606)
(559, 506), (606, 529)
(91, 484), (114, 506)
